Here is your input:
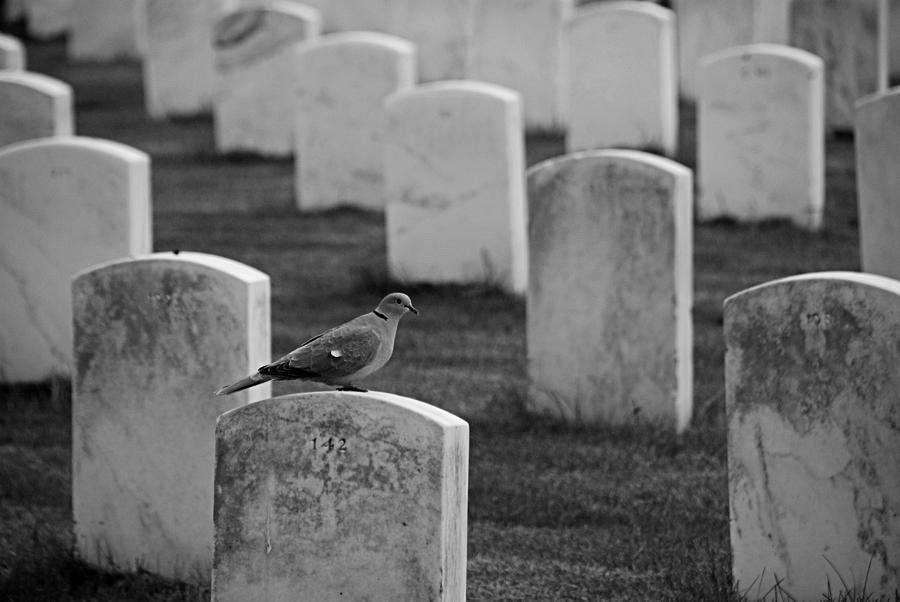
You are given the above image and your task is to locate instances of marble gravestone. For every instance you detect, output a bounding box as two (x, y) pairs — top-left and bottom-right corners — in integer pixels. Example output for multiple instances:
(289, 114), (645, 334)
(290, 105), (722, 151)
(468, 0), (573, 133)
(725, 272), (900, 599)
(527, 150), (693, 432)
(790, 0), (879, 132)
(0, 33), (26, 70)
(212, 391), (468, 601)
(214, 2), (321, 156)
(384, 0), (474, 82)
(68, 0), (146, 61)
(143, 0), (234, 119)
(0, 137), (151, 382)
(566, 2), (677, 156)
(384, 81), (528, 293)
(294, 32), (415, 211)
(0, 71), (72, 147)
(855, 89), (900, 282)
(697, 44), (825, 230)
(73, 253), (270, 582)
(26, 0), (71, 39)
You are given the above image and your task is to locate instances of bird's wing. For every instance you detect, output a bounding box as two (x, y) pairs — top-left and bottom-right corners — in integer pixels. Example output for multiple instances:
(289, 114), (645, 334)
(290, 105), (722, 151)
(259, 319), (382, 381)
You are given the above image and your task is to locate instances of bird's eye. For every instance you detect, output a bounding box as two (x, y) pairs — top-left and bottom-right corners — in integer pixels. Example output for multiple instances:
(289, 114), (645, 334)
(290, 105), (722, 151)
(395, 298), (402, 304)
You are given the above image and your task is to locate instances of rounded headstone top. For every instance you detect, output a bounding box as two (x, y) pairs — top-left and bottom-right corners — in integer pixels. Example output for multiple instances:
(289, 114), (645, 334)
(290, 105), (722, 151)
(300, 30), (416, 56)
(0, 70), (71, 95)
(72, 251), (270, 287)
(725, 271), (900, 307)
(386, 79), (521, 109)
(527, 148), (692, 181)
(0, 135), (147, 164)
(701, 43), (823, 71)
(575, 0), (674, 23)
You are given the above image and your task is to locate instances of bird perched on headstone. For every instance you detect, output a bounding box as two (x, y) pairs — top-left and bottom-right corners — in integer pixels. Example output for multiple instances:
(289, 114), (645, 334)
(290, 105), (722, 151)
(216, 292), (418, 395)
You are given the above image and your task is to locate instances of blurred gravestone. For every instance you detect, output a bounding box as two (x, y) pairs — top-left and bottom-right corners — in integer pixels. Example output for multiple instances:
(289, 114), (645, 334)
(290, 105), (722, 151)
(213, 2), (321, 156)
(0, 71), (72, 147)
(295, 32), (415, 211)
(26, 0), (71, 39)
(384, 0), (474, 82)
(697, 44), (825, 230)
(143, 0), (233, 118)
(0, 33), (25, 70)
(468, 0), (573, 133)
(328, 0), (391, 32)
(212, 391), (468, 601)
(671, 0), (754, 101)
(790, 0), (879, 132)
(0, 137), (150, 382)
(725, 272), (900, 599)
(566, 2), (677, 156)
(527, 150), (693, 432)
(68, 0), (145, 61)
(73, 252), (270, 582)
(384, 81), (527, 293)
(856, 88), (900, 281)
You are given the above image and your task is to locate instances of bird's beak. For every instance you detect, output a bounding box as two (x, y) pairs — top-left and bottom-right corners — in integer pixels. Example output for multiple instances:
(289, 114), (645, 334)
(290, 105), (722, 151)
(406, 304), (418, 315)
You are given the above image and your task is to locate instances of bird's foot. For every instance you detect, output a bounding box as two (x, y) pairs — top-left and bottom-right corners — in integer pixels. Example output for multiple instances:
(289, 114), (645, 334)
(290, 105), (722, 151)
(337, 385), (368, 392)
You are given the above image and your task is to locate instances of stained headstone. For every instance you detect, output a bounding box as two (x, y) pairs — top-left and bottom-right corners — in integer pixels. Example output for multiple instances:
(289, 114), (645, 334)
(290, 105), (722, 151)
(0, 72), (72, 147)
(697, 44), (825, 230)
(671, 0), (755, 101)
(143, 0), (233, 118)
(725, 272), (900, 599)
(295, 32), (415, 210)
(73, 252), (270, 581)
(790, 0), (879, 131)
(527, 149), (693, 431)
(0, 33), (26, 70)
(468, 0), (573, 132)
(26, 0), (71, 39)
(213, 2), (321, 156)
(0, 137), (151, 382)
(68, 0), (146, 61)
(212, 391), (468, 601)
(566, 2), (677, 155)
(856, 88), (900, 281)
(384, 81), (527, 293)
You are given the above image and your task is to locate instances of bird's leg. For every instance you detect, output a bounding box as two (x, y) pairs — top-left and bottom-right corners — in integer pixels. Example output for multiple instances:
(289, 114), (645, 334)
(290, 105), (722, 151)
(336, 384), (368, 393)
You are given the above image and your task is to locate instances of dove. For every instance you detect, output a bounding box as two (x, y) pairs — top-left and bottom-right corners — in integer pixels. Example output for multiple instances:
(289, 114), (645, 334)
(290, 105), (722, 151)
(216, 292), (418, 396)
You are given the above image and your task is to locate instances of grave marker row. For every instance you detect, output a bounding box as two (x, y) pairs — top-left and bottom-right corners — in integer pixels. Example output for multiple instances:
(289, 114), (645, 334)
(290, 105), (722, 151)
(0, 71), (72, 147)
(0, 33), (26, 70)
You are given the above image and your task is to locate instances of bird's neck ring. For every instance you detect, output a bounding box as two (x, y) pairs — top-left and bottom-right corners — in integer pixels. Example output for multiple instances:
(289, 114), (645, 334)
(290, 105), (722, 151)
(373, 310), (388, 321)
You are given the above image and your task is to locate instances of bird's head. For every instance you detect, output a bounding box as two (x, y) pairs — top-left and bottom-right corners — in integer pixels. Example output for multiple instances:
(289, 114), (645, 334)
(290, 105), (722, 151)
(377, 292), (418, 319)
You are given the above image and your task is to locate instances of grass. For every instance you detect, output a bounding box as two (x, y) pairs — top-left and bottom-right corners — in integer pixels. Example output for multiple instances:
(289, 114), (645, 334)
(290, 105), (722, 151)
(0, 38), (895, 601)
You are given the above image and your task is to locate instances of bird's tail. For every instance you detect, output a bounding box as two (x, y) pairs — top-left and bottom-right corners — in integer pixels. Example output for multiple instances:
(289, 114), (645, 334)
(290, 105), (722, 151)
(216, 372), (273, 396)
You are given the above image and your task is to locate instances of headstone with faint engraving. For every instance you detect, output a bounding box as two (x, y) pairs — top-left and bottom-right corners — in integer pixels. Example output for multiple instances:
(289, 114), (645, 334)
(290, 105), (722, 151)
(0, 71), (72, 147)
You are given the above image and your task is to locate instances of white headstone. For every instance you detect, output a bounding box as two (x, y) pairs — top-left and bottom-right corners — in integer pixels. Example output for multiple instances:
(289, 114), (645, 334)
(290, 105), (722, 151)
(856, 88), (900, 281)
(752, 0), (791, 43)
(26, 0), (71, 39)
(213, 2), (321, 156)
(68, 0), (146, 61)
(73, 252), (270, 582)
(892, 0), (900, 80)
(790, 0), (879, 132)
(725, 272), (900, 599)
(0, 71), (72, 147)
(527, 149), (693, 432)
(0, 137), (151, 382)
(385, 0), (474, 82)
(671, 0), (755, 101)
(566, 2), (677, 156)
(384, 81), (528, 293)
(328, 0), (391, 32)
(212, 391), (468, 601)
(143, 0), (233, 119)
(295, 32), (415, 211)
(468, 0), (573, 133)
(0, 33), (26, 70)
(697, 44), (825, 230)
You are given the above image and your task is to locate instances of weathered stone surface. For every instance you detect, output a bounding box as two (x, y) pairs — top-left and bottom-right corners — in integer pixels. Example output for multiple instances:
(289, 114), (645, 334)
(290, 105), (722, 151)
(0, 71), (72, 147)
(698, 44), (825, 230)
(725, 272), (900, 599)
(527, 150), (693, 431)
(294, 32), (415, 211)
(790, 0), (879, 132)
(0, 33), (26, 70)
(856, 89), (900, 281)
(143, 0), (233, 118)
(26, 0), (71, 39)
(212, 391), (468, 601)
(385, 0), (473, 81)
(468, 0), (573, 132)
(0, 137), (150, 382)
(671, 0), (755, 101)
(213, 2), (321, 156)
(72, 252), (270, 581)
(384, 81), (528, 293)
(566, 2), (677, 155)
(68, 0), (145, 61)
